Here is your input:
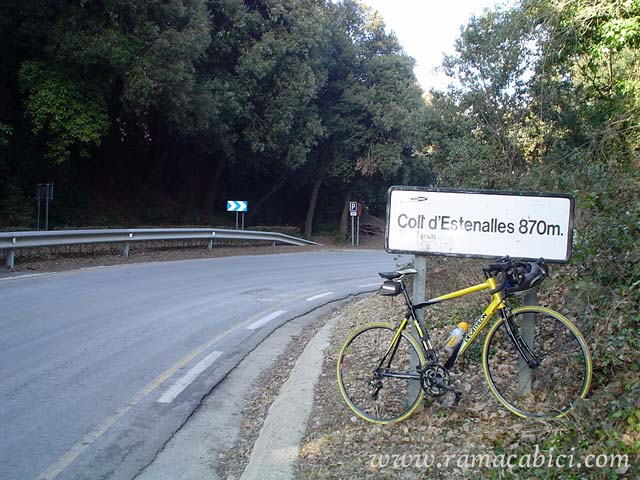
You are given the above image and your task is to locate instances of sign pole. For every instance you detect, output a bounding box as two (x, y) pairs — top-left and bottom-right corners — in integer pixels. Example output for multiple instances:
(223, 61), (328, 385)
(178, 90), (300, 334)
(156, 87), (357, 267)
(228, 201), (248, 229)
(349, 201), (358, 247)
(45, 196), (49, 231)
(351, 216), (355, 246)
(36, 193), (41, 230)
(410, 255), (428, 401)
(356, 215), (360, 246)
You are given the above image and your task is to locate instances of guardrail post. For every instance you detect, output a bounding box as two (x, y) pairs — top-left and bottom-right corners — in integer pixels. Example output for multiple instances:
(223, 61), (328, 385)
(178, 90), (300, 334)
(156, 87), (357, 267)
(123, 242), (130, 257)
(410, 255), (428, 401)
(5, 249), (15, 268)
(518, 290), (536, 395)
(208, 239), (214, 250)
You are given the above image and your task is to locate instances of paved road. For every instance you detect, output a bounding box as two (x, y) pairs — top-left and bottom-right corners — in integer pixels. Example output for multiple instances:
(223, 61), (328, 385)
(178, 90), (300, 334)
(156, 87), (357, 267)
(0, 249), (407, 480)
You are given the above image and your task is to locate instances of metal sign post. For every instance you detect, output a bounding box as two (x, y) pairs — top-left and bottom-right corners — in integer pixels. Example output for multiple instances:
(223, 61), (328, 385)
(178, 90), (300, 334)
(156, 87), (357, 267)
(36, 183), (54, 230)
(356, 202), (362, 246)
(36, 195), (41, 231)
(349, 201), (358, 246)
(227, 200), (248, 230)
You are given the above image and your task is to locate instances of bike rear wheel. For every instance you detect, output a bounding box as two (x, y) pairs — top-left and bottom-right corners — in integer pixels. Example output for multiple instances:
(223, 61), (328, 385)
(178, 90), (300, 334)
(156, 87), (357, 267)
(336, 322), (425, 424)
(483, 306), (592, 418)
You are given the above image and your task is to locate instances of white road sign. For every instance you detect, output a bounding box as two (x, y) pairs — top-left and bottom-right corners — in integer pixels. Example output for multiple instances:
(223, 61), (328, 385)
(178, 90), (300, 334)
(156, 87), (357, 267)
(385, 187), (574, 262)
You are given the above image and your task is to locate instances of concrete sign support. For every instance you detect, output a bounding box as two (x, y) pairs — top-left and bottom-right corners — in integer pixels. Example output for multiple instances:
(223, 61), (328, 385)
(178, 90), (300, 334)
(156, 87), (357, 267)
(410, 255), (428, 400)
(519, 289), (537, 395)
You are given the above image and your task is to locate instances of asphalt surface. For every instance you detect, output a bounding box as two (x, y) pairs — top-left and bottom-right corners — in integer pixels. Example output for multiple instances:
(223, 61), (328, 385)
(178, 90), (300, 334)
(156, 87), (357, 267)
(137, 304), (343, 480)
(0, 249), (406, 480)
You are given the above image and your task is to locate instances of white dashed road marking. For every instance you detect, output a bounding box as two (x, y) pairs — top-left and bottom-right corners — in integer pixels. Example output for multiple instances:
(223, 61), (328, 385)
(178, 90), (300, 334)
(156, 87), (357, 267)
(157, 350), (223, 404)
(246, 310), (287, 330)
(306, 291), (333, 301)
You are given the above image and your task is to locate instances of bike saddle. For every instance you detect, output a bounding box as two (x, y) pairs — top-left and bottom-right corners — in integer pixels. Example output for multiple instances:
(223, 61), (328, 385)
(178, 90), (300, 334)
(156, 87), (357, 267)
(379, 268), (417, 280)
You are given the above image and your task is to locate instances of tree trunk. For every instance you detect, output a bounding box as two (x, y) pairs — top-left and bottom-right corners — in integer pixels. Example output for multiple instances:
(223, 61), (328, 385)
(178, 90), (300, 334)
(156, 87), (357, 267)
(304, 160), (329, 237)
(203, 158), (224, 219)
(245, 172), (289, 225)
(340, 190), (352, 236)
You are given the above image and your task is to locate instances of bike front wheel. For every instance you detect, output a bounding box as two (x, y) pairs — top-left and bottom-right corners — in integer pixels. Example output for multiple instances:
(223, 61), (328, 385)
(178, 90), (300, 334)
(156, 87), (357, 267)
(336, 322), (425, 424)
(482, 306), (592, 419)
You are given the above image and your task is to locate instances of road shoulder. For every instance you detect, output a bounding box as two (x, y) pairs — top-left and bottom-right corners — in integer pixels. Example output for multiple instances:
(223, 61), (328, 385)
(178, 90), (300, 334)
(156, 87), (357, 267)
(240, 315), (338, 480)
(135, 301), (347, 480)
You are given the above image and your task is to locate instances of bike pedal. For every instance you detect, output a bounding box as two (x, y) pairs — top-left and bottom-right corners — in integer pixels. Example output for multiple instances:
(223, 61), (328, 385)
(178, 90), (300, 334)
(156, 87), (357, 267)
(450, 388), (463, 406)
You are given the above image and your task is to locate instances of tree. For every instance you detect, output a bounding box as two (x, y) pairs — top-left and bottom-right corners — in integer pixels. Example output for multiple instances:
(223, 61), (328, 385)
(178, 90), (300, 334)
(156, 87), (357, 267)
(18, 61), (109, 164)
(0, 0), (428, 230)
(302, 0), (424, 236)
(441, 7), (541, 184)
(232, 0), (328, 224)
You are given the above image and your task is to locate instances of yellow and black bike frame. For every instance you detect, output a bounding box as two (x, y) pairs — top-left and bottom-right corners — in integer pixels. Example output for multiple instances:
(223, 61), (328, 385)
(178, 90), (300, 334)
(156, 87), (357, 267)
(386, 274), (540, 374)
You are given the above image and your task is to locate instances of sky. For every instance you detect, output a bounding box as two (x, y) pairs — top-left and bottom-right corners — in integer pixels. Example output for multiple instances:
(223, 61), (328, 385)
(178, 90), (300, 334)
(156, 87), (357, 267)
(360, 0), (513, 92)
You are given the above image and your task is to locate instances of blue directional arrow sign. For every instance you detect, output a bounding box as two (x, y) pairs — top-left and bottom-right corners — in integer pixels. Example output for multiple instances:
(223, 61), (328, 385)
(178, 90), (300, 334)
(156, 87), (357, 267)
(227, 200), (248, 212)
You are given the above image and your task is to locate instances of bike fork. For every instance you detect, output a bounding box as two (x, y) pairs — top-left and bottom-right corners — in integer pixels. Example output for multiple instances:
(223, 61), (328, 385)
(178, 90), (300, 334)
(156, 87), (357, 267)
(502, 309), (541, 368)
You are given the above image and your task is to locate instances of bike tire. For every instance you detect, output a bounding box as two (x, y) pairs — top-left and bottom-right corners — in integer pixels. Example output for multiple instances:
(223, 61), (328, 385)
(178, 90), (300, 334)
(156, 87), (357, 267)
(482, 306), (592, 419)
(336, 322), (425, 424)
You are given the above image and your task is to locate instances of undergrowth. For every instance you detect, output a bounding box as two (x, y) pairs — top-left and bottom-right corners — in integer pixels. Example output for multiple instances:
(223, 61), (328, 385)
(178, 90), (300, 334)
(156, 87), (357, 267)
(419, 257), (639, 478)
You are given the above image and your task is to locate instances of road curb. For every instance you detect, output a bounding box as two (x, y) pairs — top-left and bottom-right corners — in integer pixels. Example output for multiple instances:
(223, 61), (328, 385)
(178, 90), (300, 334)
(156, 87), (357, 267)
(240, 315), (340, 480)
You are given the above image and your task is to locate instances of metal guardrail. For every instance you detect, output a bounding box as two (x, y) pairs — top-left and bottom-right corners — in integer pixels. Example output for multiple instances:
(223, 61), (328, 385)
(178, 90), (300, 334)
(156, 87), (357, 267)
(0, 228), (320, 268)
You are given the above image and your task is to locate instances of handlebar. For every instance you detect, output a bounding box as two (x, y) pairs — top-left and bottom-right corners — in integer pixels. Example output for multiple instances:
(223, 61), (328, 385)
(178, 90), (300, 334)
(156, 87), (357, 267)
(483, 257), (512, 294)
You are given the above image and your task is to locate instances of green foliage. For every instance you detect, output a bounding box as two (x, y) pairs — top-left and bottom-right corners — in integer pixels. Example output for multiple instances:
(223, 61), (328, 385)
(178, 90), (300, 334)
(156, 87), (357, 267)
(18, 61), (109, 164)
(0, 122), (11, 146)
(0, 181), (34, 228)
(234, 0), (328, 168)
(0, 0), (428, 231)
(421, 2), (639, 468)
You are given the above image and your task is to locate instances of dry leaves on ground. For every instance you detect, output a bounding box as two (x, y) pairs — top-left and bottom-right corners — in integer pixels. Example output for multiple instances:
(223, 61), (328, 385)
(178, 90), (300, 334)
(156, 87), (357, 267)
(295, 293), (571, 480)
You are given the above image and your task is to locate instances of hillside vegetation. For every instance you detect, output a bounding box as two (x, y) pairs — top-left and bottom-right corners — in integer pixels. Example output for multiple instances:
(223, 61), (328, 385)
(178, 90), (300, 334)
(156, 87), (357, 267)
(0, 0), (638, 464)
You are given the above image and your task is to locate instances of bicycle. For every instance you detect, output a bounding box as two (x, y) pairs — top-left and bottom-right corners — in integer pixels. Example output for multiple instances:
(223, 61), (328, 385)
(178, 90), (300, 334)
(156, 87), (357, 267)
(336, 257), (592, 424)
